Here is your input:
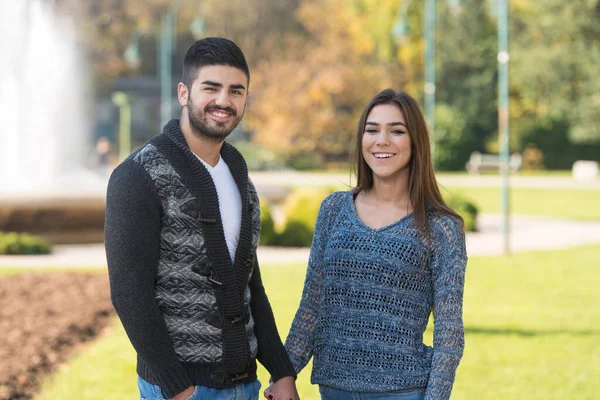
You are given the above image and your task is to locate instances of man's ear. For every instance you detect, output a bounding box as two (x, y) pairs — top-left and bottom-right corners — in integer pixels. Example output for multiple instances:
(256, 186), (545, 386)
(177, 82), (188, 107)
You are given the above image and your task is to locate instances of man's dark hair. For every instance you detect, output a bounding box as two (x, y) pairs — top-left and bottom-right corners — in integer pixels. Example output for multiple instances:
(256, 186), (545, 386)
(182, 37), (250, 89)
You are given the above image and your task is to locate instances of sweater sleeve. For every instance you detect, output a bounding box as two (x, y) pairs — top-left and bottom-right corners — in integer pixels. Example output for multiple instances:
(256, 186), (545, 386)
(283, 192), (341, 374)
(247, 180), (296, 382)
(248, 257), (297, 381)
(425, 215), (468, 400)
(105, 160), (193, 398)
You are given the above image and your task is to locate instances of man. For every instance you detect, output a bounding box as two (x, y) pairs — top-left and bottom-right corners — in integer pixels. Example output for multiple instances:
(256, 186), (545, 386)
(105, 37), (298, 400)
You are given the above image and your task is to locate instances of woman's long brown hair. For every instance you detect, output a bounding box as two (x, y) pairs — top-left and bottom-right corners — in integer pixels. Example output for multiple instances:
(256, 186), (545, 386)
(353, 89), (463, 239)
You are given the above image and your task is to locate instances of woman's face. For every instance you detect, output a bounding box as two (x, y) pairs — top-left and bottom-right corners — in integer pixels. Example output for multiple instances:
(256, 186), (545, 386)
(361, 103), (412, 181)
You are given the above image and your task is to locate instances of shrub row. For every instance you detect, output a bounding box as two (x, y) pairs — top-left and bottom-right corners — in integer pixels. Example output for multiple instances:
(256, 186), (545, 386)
(260, 189), (479, 247)
(0, 231), (53, 255)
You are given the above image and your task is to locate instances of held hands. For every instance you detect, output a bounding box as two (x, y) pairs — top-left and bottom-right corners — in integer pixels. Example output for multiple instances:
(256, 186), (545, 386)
(263, 376), (300, 400)
(170, 385), (195, 400)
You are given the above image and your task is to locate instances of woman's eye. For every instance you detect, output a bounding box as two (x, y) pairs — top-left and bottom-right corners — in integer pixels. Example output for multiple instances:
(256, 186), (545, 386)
(365, 129), (378, 134)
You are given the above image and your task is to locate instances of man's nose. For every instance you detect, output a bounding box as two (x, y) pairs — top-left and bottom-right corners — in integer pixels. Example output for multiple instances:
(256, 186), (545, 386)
(214, 90), (232, 107)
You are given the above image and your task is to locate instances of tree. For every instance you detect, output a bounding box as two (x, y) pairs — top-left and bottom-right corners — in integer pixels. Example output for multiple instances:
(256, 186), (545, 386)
(510, 0), (600, 144)
(246, 0), (405, 162)
(435, 0), (498, 167)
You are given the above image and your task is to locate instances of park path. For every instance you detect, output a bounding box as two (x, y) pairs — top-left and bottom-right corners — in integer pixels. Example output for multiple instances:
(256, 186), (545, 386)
(2, 213), (600, 268)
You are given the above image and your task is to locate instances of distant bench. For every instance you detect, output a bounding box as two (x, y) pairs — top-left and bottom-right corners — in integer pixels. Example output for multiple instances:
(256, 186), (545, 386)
(466, 151), (522, 175)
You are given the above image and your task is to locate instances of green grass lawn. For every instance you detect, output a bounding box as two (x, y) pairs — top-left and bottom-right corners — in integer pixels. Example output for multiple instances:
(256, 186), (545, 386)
(286, 182), (600, 221)
(442, 186), (600, 220)
(35, 244), (600, 400)
(305, 170), (573, 177)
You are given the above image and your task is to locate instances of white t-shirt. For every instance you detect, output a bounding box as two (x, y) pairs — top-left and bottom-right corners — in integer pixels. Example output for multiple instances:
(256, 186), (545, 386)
(195, 154), (241, 262)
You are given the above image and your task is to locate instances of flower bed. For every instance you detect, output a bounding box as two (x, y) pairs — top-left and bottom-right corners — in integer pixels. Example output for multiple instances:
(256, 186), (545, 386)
(0, 272), (113, 399)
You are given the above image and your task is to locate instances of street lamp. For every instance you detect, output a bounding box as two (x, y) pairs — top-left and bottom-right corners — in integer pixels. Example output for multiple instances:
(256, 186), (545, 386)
(123, 5), (204, 132)
(159, 1), (205, 128)
(393, 0), (460, 157)
(497, 0), (510, 254)
(111, 92), (132, 161)
(393, 0), (511, 254)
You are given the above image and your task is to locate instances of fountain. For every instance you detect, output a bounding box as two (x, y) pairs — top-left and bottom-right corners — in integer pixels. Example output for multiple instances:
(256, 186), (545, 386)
(0, 0), (106, 244)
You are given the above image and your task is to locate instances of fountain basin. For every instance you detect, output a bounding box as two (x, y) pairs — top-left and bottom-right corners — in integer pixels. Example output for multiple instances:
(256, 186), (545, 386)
(0, 190), (106, 245)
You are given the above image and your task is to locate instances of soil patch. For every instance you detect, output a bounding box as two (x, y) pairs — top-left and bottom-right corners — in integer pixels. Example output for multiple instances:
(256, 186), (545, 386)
(0, 272), (113, 399)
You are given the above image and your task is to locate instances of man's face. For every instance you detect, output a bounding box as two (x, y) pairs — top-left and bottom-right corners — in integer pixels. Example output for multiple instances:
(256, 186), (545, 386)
(186, 65), (248, 142)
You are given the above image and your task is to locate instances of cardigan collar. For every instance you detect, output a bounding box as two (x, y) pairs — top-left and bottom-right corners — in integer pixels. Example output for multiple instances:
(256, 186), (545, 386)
(160, 119), (254, 317)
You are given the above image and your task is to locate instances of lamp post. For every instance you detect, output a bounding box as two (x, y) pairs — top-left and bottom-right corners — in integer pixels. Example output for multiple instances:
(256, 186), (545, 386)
(393, 0), (511, 254)
(424, 0), (436, 155)
(159, 1), (205, 129)
(111, 92), (132, 161)
(124, 3), (203, 132)
(159, 2), (178, 129)
(497, 0), (510, 254)
(393, 0), (449, 156)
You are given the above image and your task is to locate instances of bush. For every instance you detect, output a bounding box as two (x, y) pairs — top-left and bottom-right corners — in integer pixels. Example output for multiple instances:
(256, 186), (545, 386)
(274, 189), (333, 247)
(445, 195), (479, 232)
(287, 151), (323, 171)
(0, 231), (52, 255)
(283, 189), (331, 230)
(232, 141), (285, 170)
(259, 200), (277, 246)
(267, 188), (478, 247)
(276, 220), (314, 247)
(517, 116), (600, 169)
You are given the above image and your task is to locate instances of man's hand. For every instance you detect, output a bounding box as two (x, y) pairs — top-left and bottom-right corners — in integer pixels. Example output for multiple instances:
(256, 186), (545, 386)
(170, 385), (195, 400)
(263, 376), (300, 400)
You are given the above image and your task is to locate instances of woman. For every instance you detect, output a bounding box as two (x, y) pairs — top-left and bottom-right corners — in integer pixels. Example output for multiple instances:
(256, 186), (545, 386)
(267, 89), (467, 400)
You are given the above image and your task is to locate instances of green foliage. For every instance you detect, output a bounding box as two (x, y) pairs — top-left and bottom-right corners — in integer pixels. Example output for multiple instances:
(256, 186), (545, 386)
(433, 103), (471, 170)
(435, 0), (498, 170)
(510, 0), (600, 145)
(283, 190), (331, 231)
(275, 189), (331, 247)
(68, 0), (600, 169)
(445, 194), (479, 232)
(0, 232), (52, 255)
(288, 152), (323, 171)
(519, 117), (600, 169)
(276, 220), (315, 247)
(259, 200), (277, 246)
(233, 141), (285, 171)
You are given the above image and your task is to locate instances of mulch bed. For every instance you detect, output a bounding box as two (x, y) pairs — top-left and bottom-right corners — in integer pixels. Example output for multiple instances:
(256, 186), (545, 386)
(0, 272), (114, 400)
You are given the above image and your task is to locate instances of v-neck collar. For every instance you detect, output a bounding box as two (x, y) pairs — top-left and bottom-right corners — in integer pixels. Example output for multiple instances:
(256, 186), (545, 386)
(346, 190), (414, 233)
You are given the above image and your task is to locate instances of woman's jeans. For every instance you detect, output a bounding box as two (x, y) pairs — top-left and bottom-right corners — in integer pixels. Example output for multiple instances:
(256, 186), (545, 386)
(319, 385), (425, 400)
(138, 376), (261, 400)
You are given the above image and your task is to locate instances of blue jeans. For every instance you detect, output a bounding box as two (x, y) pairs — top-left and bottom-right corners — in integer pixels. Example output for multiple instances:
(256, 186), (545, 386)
(319, 385), (425, 400)
(138, 376), (261, 400)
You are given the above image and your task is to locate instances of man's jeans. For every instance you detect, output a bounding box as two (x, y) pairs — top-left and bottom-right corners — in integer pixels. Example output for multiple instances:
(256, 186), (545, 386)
(319, 385), (425, 400)
(138, 376), (261, 400)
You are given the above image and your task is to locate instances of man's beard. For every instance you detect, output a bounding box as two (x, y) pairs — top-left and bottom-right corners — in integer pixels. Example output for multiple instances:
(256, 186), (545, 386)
(187, 96), (244, 143)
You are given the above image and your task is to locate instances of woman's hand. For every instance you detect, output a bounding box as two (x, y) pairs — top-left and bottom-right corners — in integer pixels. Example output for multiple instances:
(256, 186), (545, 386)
(263, 376), (300, 400)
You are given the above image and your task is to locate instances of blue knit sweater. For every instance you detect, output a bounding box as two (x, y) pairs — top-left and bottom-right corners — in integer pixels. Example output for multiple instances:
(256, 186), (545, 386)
(284, 191), (467, 400)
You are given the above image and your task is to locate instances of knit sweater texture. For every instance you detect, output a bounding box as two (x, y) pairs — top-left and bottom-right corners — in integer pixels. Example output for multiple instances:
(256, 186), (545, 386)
(284, 191), (467, 400)
(105, 120), (295, 398)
